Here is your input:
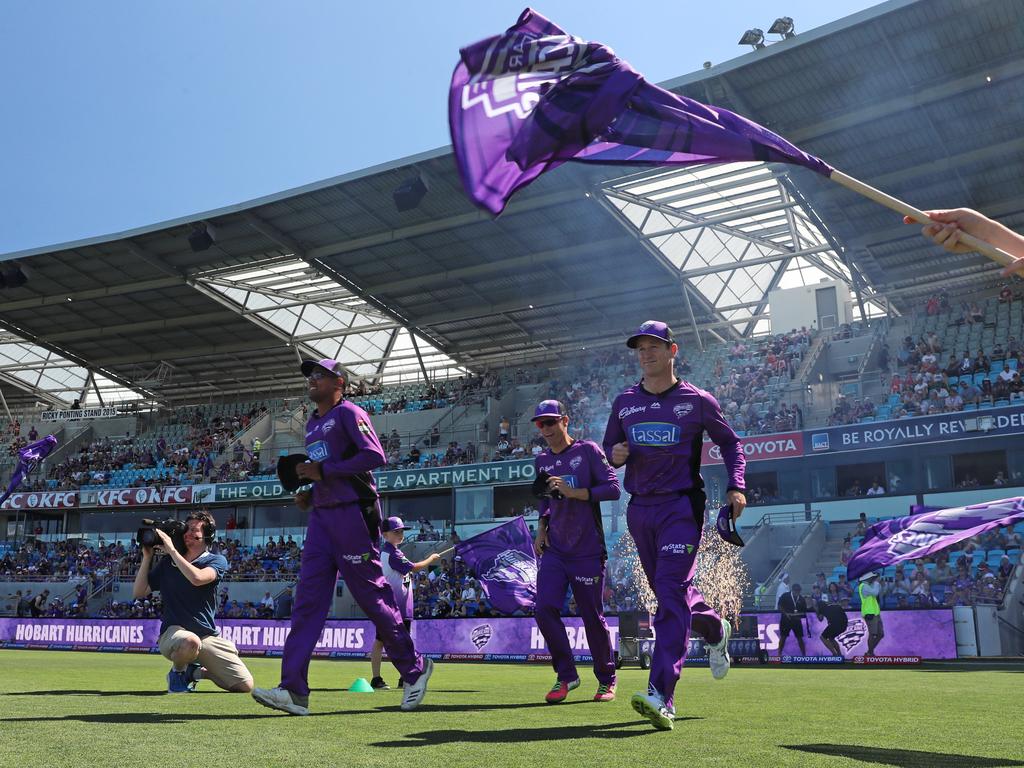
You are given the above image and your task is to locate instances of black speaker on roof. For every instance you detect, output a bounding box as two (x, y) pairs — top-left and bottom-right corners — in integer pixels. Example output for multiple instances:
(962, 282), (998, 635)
(393, 174), (429, 212)
(188, 222), (217, 252)
(0, 264), (30, 290)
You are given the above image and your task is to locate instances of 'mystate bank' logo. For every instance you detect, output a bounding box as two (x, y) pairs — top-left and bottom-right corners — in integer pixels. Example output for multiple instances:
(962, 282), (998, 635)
(629, 422), (681, 447)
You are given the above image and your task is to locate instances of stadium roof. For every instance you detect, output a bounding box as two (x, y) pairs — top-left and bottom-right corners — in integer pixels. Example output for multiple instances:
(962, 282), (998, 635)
(0, 0), (1021, 408)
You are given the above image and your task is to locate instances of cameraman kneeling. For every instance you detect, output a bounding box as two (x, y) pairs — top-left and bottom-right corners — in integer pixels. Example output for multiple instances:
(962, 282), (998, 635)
(133, 511), (254, 694)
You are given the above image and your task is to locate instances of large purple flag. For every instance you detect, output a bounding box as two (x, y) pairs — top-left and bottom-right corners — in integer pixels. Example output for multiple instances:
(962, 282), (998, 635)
(847, 497), (1024, 580)
(449, 8), (833, 214)
(0, 434), (58, 506)
(455, 516), (537, 615)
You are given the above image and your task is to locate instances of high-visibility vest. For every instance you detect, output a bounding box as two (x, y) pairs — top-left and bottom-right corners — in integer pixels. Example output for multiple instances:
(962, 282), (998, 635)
(859, 582), (880, 616)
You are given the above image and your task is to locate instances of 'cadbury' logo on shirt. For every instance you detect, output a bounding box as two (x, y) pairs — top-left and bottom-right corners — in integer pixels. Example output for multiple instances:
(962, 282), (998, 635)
(619, 405), (647, 419)
(629, 422), (681, 447)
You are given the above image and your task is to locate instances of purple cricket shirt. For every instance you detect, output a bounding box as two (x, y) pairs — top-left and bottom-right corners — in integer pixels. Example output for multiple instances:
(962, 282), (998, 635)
(602, 379), (745, 496)
(535, 439), (621, 558)
(304, 399), (386, 508)
(380, 540), (415, 620)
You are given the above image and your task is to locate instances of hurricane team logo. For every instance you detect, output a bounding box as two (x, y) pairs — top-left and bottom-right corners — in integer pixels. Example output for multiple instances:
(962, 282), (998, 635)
(673, 403), (693, 419)
(460, 35), (586, 121)
(835, 619), (868, 656)
(569, 456), (583, 471)
(483, 549), (538, 586)
(470, 624), (493, 650)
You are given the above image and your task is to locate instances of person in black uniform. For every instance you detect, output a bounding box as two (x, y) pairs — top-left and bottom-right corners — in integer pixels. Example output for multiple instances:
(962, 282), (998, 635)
(815, 600), (849, 657)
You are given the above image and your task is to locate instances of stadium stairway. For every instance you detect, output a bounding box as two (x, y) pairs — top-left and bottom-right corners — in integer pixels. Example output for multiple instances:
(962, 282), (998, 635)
(789, 520), (861, 597)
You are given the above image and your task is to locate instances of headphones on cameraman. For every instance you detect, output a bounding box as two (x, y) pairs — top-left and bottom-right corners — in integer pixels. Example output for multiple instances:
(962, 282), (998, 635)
(188, 513), (216, 545)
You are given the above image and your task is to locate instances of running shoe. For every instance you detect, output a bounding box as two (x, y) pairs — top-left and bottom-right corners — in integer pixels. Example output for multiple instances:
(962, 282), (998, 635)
(545, 677), (580, 704)
(708, 618), (732, 680)
(251, 686), (310, 715)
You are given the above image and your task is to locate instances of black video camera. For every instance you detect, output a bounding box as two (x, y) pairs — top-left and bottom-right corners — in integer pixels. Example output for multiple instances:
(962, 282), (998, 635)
(137, 518), (188, 555)
(531, 470), (564, 500)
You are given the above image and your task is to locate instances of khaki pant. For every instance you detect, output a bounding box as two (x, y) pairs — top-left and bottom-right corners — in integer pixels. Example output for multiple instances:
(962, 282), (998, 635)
(158, 626), (252, 691)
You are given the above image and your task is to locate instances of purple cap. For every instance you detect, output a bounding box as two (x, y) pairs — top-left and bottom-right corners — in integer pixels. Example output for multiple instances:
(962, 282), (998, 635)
(531, 400), (567, 422)
(627, 320), (675, 348)
(300, 358), (346, 379)
(381, 516), (410, 532)
(715, 505), (744, 547)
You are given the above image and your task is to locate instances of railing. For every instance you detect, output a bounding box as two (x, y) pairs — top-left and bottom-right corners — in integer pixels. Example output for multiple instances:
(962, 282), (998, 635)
(747, 511), (821, 609)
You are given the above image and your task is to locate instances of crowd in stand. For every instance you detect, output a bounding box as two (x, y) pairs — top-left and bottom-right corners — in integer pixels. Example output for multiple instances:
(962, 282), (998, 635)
(705, 329), (811, 436)
(356, 371), (502, 415)
(824, 514), (1023, 609)
(829, 289), (1024, 427)
(8, 404), (278, 493)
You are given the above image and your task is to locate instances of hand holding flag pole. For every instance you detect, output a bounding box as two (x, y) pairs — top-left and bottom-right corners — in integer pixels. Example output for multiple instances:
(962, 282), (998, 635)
(829, 171), (1017, 269)
(449, 8), (1018, 273)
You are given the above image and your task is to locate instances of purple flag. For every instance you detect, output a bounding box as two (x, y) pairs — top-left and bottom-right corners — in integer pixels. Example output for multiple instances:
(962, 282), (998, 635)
(455, 516), (537, 615)
(847, 497), (1024, 580)
(0, 434), (58, 506)
(449, 8), (833, 214)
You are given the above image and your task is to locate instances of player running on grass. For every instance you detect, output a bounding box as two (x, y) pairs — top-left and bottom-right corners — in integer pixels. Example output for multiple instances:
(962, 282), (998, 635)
(602, 321), (747, 731)
(531, 399), (621, 704)
(252, 358), (433, 715)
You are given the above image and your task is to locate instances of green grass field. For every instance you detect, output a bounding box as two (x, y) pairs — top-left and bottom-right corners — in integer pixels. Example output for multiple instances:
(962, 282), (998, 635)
(1, 651), (1022, 768)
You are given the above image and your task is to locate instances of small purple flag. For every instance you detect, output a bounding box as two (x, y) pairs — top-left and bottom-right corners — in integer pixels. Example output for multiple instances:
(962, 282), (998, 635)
(0, 434), (59, 507)
(455, 516), (537, 615)
(449, 8), (833, 215)
(847, 497), (1024, 580)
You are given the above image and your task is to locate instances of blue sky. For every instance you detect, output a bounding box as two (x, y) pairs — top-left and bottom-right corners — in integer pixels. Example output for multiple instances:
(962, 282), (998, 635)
(0, 0), (883, 255)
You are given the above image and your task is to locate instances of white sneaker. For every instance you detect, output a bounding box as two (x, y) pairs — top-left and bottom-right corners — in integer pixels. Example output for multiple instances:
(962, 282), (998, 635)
(400, 657), (433, 711)
(708, 618), (732, 680)
(630, 688), (675, 731)
(252, 686), (309, 716)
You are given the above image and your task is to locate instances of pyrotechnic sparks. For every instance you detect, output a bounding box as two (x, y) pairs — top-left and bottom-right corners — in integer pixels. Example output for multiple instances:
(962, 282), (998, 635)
(610, 513), (749, 623)
(694, 516), (749, 624)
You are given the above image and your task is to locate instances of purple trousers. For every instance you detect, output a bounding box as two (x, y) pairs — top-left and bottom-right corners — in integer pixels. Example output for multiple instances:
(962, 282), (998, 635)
(280, 503), (424, 696)
(628, 494), (723, 710)
(534, 550), (616, 685)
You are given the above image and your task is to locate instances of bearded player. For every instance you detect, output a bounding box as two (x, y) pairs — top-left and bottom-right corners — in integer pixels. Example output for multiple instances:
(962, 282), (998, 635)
(531, 399), (620, 704)
(602, 321), (746, 730)
(252, 358), (433, 714)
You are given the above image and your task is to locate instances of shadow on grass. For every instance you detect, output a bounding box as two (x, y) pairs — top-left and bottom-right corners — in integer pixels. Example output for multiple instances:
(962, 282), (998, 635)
(371, 719), (697, 746)
(3, 689), (170, 697)
(372, 700), (597, 713)
(782, 744), (1024, 767)
(0, 710), (364, 724)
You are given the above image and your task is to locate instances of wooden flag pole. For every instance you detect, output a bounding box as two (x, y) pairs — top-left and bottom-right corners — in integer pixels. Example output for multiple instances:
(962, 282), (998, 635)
(830, 170), (1017, 268)
(434, 546), (456, 557)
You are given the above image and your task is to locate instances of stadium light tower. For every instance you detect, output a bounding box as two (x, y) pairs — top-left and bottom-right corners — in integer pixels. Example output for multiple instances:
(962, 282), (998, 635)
(768, 17), (796, 39)
(738, 29), (765, 50)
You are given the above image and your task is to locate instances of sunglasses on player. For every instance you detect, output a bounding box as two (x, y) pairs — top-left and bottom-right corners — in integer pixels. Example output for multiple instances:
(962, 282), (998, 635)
(535, 418), (561, 428)
(306, 370), (337, 381)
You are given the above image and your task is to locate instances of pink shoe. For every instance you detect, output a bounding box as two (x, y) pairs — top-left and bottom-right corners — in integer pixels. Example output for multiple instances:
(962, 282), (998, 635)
(593, 681), (616, 702)
(545, 678), (580, 703)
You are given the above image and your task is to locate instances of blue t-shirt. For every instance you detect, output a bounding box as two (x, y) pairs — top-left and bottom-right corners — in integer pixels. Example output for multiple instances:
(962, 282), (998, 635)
(148, 551), (228, 638)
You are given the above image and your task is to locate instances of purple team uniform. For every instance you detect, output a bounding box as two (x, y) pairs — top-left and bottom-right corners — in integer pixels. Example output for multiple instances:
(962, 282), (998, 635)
(534, 439), (620, 685)
(279, 400), (425, 696)
(602, 380), (745, 709)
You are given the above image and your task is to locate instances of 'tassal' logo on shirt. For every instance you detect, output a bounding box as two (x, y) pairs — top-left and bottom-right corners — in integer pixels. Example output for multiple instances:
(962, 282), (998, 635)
(629, 422), (681, 446)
